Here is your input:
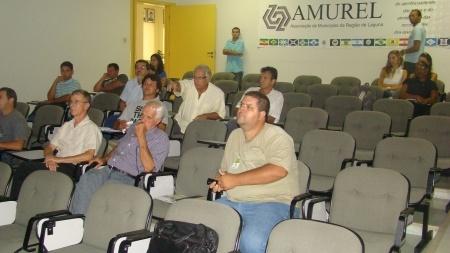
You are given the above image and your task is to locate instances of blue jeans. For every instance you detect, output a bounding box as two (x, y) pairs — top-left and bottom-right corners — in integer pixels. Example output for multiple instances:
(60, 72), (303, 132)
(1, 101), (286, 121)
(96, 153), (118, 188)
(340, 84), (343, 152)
(69, 166), (135, 214)
(216, 197), (290, 253)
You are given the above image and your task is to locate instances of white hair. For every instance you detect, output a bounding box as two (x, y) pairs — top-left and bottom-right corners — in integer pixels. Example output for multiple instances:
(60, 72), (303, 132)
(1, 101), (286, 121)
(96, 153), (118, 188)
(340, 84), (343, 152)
(144, 100), (164, 120)
(193, 64), (212, 81)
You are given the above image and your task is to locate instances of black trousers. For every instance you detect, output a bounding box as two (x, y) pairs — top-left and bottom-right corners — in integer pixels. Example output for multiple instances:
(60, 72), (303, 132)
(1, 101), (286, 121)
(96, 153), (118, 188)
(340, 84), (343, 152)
(10, 161), (77, 200)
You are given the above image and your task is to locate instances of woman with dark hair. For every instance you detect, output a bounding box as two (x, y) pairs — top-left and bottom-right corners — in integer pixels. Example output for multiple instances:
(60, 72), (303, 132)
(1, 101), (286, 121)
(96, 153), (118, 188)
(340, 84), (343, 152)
(378, 50), (407, 97)
(412, 52), (438, 81)
(150, 53), (167, 85)
(400, 53), (438, 117)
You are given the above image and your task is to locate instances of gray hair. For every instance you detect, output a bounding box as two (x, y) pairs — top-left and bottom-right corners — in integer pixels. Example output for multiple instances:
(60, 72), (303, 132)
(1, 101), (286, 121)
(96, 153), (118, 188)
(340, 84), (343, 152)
(144, 100), (164, 120)
(193, 64), (212, 81)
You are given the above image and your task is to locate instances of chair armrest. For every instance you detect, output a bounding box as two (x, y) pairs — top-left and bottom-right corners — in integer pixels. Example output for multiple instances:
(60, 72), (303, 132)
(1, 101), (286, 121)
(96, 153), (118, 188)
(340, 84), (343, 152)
(341, 158), (357, 170)
(290, 193), (312, 219)
(206, 178), (222, 201)
(37, 214), (85, 252)
(139, 172), (176, 198)
(393, 207), (415, 251)
(110, 230), (152, 253)
(305, 196), (331, 220)
(168, 139), (181, 157)
(355, 159), (374, 166)
(0, 200), (17, 226)
(197, 139), (226, 148)
(44, 124), (62, 142)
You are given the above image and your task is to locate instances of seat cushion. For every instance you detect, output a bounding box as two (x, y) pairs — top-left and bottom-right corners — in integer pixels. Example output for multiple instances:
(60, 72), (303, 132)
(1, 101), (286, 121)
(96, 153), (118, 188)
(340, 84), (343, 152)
(164, 157), (180, 170)
(353, 229), (394, 253)
(0, 223), (37, 253)
(410, 187), (426, 205)
(152, 198), (173, 219)
(52, 243), (104, 253)
(309, 174), (334, 192)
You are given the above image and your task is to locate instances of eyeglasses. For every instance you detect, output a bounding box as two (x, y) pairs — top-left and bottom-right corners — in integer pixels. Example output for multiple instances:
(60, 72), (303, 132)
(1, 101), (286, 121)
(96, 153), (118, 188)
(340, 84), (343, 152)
(69, 100), (89, 106)
(194, 76), (207, 80)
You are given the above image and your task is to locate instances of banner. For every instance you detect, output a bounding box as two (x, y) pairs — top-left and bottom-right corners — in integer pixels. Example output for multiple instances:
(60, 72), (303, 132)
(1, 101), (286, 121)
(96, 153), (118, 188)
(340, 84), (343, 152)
(258, 0), (450, 48)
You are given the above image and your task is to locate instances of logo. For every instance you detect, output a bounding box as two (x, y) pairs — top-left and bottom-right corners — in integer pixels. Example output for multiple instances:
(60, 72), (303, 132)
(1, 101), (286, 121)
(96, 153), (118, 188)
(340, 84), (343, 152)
(425, 38), (437, 47)
(263, 5), (291, 31)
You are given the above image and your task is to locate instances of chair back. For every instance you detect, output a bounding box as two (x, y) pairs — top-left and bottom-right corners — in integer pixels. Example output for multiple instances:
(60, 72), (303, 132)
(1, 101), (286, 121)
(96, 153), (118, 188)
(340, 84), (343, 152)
(0, 162), (12, 196)
(330, 76), (361, 95)
(307, 84), (338, 109)
(293, 75), (322, 93)
(181, 120), (227, 154)
(409, 116), (450, 159)
(274, 82), (295, 93)
(430, 102), (450, 117)
(16, 102), (30, 118)
(325, 96), (362, 130)
(373, 99), (414, 135)
(87, 107), (105, 127)
(279, 92), (312, 123)
(211, 72), (235, 83)
(92, 93), (120, 112)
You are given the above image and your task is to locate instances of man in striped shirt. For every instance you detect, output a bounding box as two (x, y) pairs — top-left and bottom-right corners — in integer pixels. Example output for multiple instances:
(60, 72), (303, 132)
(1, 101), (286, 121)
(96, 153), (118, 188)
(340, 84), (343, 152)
(46, 61), (81, 104)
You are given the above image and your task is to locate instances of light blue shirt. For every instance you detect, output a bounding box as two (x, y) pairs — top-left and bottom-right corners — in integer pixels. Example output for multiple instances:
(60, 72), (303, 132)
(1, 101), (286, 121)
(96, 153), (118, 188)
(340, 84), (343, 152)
(405, 23), (426, 63)
(224, 39), (244, 73)
(55, 78), (81, 98)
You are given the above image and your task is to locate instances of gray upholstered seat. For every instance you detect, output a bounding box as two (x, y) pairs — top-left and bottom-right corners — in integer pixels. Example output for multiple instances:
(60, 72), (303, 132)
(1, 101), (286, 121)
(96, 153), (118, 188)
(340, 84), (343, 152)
(307, 84), (338, 109)
(284, 107), (328, 153)
(28, 105), (65, 149)
(165, 199), (241, 253)
(214, 80), (239, 105)
(325, 95), (362, 130)
(292, 75), (322, 93)
(266, 219), (364, 253)
(0, 162), (11, 197)
(299, 129), (355, 193)
(87, 107), (105, 127)
(409, 116), (450, 170)
(164, 120), (226, 170)
(16, 102), (30, 118)
(274, 81), (294, 93)
(91, 93), (120, 112)
(279, 92), (312, 123)
(373, 99), (414, 136)
(0, 171), (73, 253)
(430, 102), (450, 117)
(329, 167), (410, 253)
(343, 111), (391, 160)
(182, 71), (194, 80)
(211, 72), (235, 83)
(330, 76), (361, 95)
(241, 73), (260, 90)
(155, 147), (224, 219)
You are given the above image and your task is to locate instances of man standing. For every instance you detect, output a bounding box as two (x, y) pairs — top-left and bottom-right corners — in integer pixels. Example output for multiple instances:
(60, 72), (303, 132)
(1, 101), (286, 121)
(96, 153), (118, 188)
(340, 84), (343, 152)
(236, 67), (283, 124)
(401, 9), (426, 76)
(168, 64), (226, 134)
(47, 61), (81, 104)
(93, 63), (128, 95)
(0, 87), (30, 153)
(114, 74), (168, 131)
(223, 27), (245, 86)
(70, 101), (169, 214)
(210, 91), (300, 253)
(10, 90), (102, 200)
(119, 59), (151, 111)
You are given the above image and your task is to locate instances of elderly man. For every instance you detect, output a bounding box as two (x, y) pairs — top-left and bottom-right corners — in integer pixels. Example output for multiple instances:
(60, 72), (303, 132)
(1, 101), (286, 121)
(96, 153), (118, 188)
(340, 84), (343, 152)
(401, 9), (426, 76)
(210, 91), (300, 253)
(168, 64), (226, 134)
(10, 90), (102, 200)
(0, 87), (30, 153)
(69, 101), (169, 214)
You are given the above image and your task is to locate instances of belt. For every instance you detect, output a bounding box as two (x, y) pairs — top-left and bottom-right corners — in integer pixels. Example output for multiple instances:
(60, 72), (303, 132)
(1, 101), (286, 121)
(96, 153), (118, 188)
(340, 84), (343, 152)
(108, 165), (136, 179)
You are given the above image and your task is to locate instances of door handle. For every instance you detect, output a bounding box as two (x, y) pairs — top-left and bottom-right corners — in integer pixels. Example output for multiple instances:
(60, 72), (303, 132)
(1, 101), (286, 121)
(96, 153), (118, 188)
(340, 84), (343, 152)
(207, 51), (214, 58)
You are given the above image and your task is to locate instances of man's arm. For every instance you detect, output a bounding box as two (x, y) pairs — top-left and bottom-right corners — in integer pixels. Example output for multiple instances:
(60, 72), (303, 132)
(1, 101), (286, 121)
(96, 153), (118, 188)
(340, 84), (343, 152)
(49, 94), (71, 104)
(216, 164), (287, 191)
(93, 74), (108, 92)
(52, 149), (96, 164)
(195, 112), (222, 120)
(135, 122), (155, 172)
(0, 140), (26, 151)
(47, 77), (61, 101)
(402, 40), (421, 55)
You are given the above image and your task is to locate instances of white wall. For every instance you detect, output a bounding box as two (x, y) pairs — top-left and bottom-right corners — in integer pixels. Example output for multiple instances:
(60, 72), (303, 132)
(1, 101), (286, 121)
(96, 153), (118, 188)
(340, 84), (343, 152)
(0, 0), (131, 102)
(215, 0), (450, 90)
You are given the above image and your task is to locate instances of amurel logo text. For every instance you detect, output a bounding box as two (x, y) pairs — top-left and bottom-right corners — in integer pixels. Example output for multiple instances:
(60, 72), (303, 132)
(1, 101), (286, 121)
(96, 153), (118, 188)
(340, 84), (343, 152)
(263, 2), (382, 31)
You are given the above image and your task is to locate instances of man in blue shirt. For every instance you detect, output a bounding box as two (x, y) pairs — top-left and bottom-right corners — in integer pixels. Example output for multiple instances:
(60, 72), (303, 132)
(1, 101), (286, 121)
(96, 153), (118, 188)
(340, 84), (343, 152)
(47, 61), (81, 104)
(401, 9), (426, 76)
(223, 27), (245, 87)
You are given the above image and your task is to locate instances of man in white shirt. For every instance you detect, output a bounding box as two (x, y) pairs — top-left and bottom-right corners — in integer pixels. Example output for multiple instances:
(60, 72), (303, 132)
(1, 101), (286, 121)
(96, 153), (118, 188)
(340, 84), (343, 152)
(119, 59), (151, 111)
(235, 66), (283, 123)
(168, 64), (226, 134)
(10, 90), (102, 200)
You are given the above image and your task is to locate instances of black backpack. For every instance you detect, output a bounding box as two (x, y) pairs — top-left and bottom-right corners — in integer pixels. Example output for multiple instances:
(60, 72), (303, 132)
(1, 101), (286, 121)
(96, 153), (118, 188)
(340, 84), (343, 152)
(148, 220), (219, 253)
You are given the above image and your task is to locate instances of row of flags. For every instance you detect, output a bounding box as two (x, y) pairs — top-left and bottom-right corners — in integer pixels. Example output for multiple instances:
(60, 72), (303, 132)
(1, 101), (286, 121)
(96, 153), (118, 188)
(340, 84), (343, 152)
(259, 38), (450, 47)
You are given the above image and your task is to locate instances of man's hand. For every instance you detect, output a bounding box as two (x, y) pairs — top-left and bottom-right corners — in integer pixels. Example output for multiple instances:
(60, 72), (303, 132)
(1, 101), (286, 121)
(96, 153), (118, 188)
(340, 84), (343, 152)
(89, 156), (106, 169)
(44, 155), (58, 171)
(55, 76), (64, 83)
(195, 114), (208, 120)
(101, 73), (110, 80)
(135, 121), (146, 139)
(116, 120), (129, 130)
(216, 169), (239, 191)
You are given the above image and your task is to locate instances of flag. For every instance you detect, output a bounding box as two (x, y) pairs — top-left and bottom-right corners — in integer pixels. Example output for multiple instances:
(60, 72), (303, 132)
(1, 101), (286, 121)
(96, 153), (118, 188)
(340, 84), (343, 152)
(269, 39), (278, 46)
(399, 38), (408, 46)
(386, 38), (399, 46)
(259, 39), (269, 46)
(289, 39), (298, 46)
(308, 39), (319, 46)
(375, 39), (386, 46)
(438, 38), (449, 46)
(279, 39), (289, 47)
(364, 39), (374, 46)
(351, 39), (364, 47)
(330, 39), (340, 47)
(425, 38), (437, 47)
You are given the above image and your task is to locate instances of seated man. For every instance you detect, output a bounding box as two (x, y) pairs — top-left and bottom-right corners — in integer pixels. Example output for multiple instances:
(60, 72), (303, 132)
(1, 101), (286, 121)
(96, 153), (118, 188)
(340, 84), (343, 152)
(209, 91), (300, 253)
(10, 90), (102, 200)
(119, 59), (151, 111)
(46, 61), (81, 104)
(114, 74), (168, 131)
(168, 64), (226, 135)
(0, 87), (31, 159)
(235, 66), (283, 123)
(400, 60), (438, 117)
(93, 63), (128, 95)
(69, 101), (169, 214)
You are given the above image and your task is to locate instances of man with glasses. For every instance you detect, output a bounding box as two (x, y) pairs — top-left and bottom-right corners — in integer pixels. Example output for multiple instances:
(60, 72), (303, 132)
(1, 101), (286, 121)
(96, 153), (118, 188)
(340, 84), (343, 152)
(119, 59), (151, 111)
(167, 64), (226, 135)
(10, 90), (102, 200)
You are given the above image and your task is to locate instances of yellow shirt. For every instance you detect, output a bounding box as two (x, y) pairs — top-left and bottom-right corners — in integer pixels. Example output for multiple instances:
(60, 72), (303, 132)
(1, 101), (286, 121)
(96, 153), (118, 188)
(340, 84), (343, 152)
(222, 124), (300, 204)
